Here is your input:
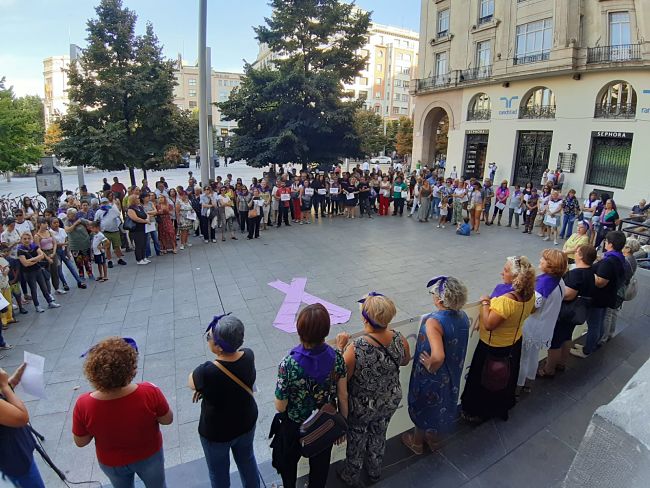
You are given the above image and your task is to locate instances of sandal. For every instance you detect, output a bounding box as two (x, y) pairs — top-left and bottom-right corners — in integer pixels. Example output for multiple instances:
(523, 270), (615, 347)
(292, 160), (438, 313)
(401, 432), (423, 455)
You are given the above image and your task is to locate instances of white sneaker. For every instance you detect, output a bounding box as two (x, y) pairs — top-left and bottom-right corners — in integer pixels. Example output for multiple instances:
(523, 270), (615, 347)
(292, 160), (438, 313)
(570, 348), (588, 359)
(204, 239), (209, 243)
(55, 289), (67, 295)
(137, 260), (147, 265)
(442, 225), (445, 229)
(543, 236), (550, 241)
(436, 224), (440, 228)
(143, 258), (151, 264)
(187, 243), (192, 247)
(212, 239), (217, 243)
(554, 240), (559, 246)
(179, 245), (185, 250)
(48, 302), (61, 309)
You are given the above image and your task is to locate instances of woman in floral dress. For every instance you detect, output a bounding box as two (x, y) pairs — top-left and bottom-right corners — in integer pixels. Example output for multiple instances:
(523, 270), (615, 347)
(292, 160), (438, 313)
(403, 276), (470, 454)
(176, 191), (195, 250)
(155, 195), (176, 254)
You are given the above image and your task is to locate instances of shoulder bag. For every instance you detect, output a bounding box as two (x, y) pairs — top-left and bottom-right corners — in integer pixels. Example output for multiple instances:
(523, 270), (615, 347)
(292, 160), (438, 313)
(123, 209), (137, 231)
(481, 294), (525, 392)
(298, 366), (347, 458)
(558, 296), (591, 325)
(214, 361), (254, 398)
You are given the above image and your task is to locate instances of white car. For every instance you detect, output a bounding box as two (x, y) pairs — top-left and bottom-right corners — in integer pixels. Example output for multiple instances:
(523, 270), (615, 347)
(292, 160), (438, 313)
(370, 156), (392, 172)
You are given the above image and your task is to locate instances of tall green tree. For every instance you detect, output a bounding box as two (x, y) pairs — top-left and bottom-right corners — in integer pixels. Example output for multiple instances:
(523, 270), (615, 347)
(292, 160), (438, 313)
(0, 78), (44, 173)
(353, 109), (385, 158)
(56, 0), (194, 184)
(385, 119), (399, 156)
(396, 117), (414, 157)
(219, 0), (370, 168)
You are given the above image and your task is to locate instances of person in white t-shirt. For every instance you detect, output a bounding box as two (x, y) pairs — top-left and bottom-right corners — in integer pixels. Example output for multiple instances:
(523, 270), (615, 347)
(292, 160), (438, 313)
(89, 221), (109, 282)
(13, 211), (34, 237)
(362, 161), (370, 172)
(0, 218), (21, 260)
(544, 190), (564, 245)
(449, 166), (458, 180)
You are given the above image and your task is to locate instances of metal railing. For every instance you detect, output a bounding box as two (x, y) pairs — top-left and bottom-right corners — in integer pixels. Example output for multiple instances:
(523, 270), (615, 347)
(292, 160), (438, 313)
(414, 66), (493, 94)
(519, 104), (556, 119)
(594, 103), (636, 119)
(587, 43), (642, 64)
(467, 108), (492, 121)
(513, 51), (550, 65)
(458, 65), (492, 82)
(416, 74), (453, 92)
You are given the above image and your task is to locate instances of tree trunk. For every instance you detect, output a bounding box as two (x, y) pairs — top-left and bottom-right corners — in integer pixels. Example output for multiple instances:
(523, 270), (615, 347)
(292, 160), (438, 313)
(5, 172), (11, 182)
(143, 168), (148, 181)
(129, 167), (136, 187)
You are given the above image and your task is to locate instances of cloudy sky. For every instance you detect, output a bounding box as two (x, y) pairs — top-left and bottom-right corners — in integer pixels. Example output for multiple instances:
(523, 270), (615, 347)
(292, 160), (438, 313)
(0, 0), (420, 97)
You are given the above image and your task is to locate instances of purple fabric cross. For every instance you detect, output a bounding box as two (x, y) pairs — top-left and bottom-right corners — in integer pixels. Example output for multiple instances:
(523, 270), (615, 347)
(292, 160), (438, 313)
(268, 278), (352, 333)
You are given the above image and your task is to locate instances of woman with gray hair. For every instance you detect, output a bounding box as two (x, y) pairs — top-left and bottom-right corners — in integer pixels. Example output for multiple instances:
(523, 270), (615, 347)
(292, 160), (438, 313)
(63, 207), (93, 280)
(402, 277), (470, 454)
(188, 314), (259, 488)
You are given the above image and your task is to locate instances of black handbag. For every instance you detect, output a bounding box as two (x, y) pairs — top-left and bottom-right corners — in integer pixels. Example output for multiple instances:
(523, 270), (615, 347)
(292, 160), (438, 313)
(558, 296), (591, 325)
(299, 403), (347, 458)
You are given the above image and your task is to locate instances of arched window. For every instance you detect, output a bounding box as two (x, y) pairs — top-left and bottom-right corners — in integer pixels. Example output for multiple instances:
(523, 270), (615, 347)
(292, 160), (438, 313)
(595, 81), (636, 118)
(519, 87), (556, 119)
(467, 93), (491, 121)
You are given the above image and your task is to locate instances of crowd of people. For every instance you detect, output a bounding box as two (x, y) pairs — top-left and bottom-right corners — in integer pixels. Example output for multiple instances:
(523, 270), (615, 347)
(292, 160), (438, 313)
(0, 161), (647, 487)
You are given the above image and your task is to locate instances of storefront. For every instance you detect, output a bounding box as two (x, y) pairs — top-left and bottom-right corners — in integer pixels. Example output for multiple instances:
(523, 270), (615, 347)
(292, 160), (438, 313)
(462, 130), (489, 180)
(586, 131), (634, 190)
(513, 131), (553, 187)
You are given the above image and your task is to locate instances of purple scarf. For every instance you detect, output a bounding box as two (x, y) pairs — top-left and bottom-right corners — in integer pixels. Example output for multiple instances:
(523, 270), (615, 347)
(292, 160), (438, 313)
(536, 273), (561, 298)
(490, 283), (513, 298)
(603, 250), (625, 266)
(290, 343), (336, 384)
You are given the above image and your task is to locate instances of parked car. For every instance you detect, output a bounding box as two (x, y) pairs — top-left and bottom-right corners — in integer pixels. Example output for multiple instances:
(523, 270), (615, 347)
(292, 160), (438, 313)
(177, 153), (190, 168)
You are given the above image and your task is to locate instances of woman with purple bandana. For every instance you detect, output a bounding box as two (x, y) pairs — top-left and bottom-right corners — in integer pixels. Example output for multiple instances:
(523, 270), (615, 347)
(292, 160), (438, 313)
(189, 314), (260, 488)
(336, 293), (410, 486)
(273, 304), (348, 488)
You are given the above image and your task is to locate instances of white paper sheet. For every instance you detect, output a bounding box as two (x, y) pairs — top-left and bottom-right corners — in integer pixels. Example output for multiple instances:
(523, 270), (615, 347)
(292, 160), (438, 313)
(21, 351), (46, 399)
(0, 293), (8, 310)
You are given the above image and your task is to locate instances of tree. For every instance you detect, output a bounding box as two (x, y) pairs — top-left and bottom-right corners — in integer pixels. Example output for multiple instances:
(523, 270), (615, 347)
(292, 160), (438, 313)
(385, 119), (399, 155)
(396, 117), (414, 157)
(353, 109), (385, 158)
(219, 0), (370, 168)
(56, 0), (194, 184)
(44, 122), (62, 155)
(0, 78), (44, 174)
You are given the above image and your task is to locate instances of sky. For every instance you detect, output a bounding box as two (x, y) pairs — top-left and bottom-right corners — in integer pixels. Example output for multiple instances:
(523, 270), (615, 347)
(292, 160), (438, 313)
(0, 0), (421, 97)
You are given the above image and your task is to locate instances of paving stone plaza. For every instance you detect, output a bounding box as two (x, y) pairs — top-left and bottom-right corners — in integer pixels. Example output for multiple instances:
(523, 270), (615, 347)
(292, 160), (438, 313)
(0, 166), (648, 488)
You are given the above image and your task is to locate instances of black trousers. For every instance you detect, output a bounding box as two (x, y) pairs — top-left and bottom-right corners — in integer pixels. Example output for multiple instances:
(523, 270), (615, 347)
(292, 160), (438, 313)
(393, 197), (404, 215)
(200, 215), (216, 241)
(277, 206), (290, 226)
(279, 423), (333, 488)
(24, 270), (53, 307)
(131, 230), (146, 262)
(247, 216), (261, 238)
(238, 211), (247, 232)
(359, 198), (371, 216)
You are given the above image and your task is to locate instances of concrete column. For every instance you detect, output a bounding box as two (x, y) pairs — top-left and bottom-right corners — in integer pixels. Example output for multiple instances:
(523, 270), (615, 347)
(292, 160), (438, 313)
(198, 0), (209, 187)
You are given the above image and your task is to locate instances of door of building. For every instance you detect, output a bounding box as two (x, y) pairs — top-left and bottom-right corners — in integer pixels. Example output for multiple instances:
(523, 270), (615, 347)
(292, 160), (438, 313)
(462, 132), (489, 180)
(513, 131), (553, 187)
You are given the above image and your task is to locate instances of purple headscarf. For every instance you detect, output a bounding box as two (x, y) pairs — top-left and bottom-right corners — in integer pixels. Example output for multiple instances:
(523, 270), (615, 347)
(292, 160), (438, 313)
(536, 273), (561, 298)
(290, 343), (336, 384)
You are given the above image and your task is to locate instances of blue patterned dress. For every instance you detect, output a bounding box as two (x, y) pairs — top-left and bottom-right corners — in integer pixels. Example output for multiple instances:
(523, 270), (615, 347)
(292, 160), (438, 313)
(407, 310), (470, 434)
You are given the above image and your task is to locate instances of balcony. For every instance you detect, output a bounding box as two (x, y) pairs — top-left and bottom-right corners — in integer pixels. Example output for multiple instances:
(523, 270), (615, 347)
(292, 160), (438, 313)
(458, 66), (492, 83)
(478, 14), (493, 26)
(519, 104), (556, 119)
(587, 44), (642, 64)
(467, 108), (491, 121)
(513, 51), (550, 65)
(594, 103), (636, 119)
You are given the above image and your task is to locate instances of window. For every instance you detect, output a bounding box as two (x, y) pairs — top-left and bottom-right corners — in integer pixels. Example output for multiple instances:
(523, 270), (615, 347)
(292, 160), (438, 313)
(358, 90), (368, 100)
(189, 89), (197, 97)
(359, 77), (368, 85)
(519, 87), (556, 119)
(394, 79), (402, 87)
(364, 63), (370, 71)
(376, 64), (383, 72)
(403, 80), (410, 89)
(479, 0), (494, 24)
(402, 94), (409, 102)
(393, 107), (400, 115)
(609, 12), (631, 46)
(375, 91), (382, 99)
(401, 107), (408, 114)
(467, 93), (491, 120)
(394, 92), (401, 101)
(403, 54), (411, 63)
(595, 81), (637, 118)
(477, 40), (491, 68)
(399, 66), (411, 75)
(438, 9), (450, 37)
(515, 18), (553, 64)
(188, 101), (197, 109)
(376, 78), (382, 85)
(435, 52), (448, 84)
(374, 106), (381, 113)
(404, 41), (410, 48)
(218, 80), (223, 86)
(188, 79), (197, 86)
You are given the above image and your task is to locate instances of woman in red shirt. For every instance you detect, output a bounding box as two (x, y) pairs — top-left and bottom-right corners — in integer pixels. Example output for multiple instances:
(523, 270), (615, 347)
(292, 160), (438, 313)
(72, 337), (173, 488)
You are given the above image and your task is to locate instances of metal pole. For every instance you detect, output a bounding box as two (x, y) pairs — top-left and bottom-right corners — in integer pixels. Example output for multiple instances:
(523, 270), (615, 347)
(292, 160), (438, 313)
(206, 47), (215, 181)
(198, 0), (209, 187)
(70, 43), (86, 188)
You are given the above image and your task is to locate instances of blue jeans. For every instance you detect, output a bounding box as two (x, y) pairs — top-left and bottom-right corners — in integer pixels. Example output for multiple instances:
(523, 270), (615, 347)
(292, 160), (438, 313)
(200, 427), (260, 488)
(6, 457), (46, 488)
(585, 307), (606, 355)
(559, 214), (575, 238)
(99, 448), (166, 488)
(431, 196), (440, 216)
(145, 231), (161, 258)
(56, 248), (83, 285)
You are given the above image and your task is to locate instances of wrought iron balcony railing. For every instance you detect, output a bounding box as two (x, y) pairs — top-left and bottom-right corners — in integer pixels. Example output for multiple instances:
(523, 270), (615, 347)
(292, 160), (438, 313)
(519, 104), (556, 119)
(513, 51), (550, 65)
(458, 66), (492, 82)
(587, 43), (642, 64)
(594, 103), (636, 119)
(467, 108), (491, 121)
(414, 66), (494, 94)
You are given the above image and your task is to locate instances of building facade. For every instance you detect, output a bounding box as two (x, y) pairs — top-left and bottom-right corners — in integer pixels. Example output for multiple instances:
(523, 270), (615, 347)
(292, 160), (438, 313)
(172, 58), (242, 137)
(254, 22), (420, 122)
(43, 55), (70, 128)
(412, 0), (649, 207)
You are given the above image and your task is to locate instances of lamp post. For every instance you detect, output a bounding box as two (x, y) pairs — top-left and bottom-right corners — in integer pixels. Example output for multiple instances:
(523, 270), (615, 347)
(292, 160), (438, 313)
(198, 0), (209, 187)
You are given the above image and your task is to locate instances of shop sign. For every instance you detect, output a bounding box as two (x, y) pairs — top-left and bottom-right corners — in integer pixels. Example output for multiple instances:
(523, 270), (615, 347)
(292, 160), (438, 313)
(591, 131), (633, 139)
(466, 129), (489, 134)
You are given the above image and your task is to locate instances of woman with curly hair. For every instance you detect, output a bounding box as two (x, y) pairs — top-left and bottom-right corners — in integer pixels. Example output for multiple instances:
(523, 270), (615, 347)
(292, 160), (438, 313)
(72, 337), (173, 488)
(461, 256), (536, 423)
(403, 276), (470, 455)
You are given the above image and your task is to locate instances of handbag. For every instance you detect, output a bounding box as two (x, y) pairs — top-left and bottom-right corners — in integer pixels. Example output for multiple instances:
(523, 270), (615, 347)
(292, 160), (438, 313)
(558, 296), (591, 325)
(544, 213), (558, 227)
(481, 294), (525, 392)
(224, 206), (235, 220)
(248, 207), (258, 218)
(213, 361), (254, 398)
(123, 216), (136, 231)
(298, 368), (347, 458)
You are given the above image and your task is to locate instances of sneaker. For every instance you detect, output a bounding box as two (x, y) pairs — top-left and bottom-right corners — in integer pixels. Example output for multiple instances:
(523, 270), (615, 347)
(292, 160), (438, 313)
(179, 245), (185, 250)
(442, 225), (445, 229)
(543, 236), (550, 241)
(143, 258), (151, 264)
(187, 243), (192, 247)
(0, 344), (14, 350)
(573, 343), (584, 350)
(108, 261), (114, 269)
(436, 224), (440, 228)
(35, 306), (45, 313)
(522, 229), (528, 233)
(19, 308), (28, 314)
(554, 240), (559, 246)
(117, 259), (127, 265)
(48, 302), (61, 309)
(55, 289), (67, 295)
(204, 239), (209, 243)
(137, 260), (148, 265)
(63, 284), (70, 291)
(212, 239), (217, 243)
(570, 348), (589, 359)
(77, 282), (87, 289)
